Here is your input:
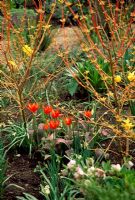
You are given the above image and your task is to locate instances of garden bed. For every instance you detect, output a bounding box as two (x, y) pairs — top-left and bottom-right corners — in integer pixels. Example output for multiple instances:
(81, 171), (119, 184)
(1, 0), (135, 200)
(3, 153), (42, 200)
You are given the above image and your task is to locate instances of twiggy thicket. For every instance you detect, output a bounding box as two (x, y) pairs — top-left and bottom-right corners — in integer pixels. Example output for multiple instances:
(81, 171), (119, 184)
(0, 0), (135, 154)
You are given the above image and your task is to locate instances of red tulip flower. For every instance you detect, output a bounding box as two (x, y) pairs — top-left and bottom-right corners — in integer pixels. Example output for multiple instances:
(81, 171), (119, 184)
(51, 109), (60, 118)
(43, 123), (49, 130)
(55, 120), (60, 128)
(27, 103), (39, 113)
(64, 117), (72, 126)
(84, 110), (92, 118)
(49, 120), (60, 129)
(43, 105), (52, 114)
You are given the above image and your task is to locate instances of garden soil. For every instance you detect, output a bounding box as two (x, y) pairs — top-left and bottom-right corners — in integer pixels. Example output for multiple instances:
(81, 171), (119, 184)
(3, 153), (43, 200)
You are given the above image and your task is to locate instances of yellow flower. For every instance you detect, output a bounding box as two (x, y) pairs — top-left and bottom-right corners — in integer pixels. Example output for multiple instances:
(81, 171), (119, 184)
(22, 45), (33, 57)
(65, 1), (72, 6)
(115, 115), (122, 122)
(73, 14), (79, 20)
(127, 71), (135, 82)
(43, 24), (51, 30)
(82, 46), (89, 52)
(99, 97), (106, 102)
(60, 18), (66, 23)
(8, 60), (17, 67)
(108, 91), (114, 98)
(99, 1), (105, 5)
(83, 28), (90, 33)
(8, 60), (18, 71)
(76, 3), (82, 7)
(122, 118), (134, 131)
(58, 0), (64, 3)
(84, 70), (89, 75)
(102, 75), (109, 81)
(114, 75), (121, 83)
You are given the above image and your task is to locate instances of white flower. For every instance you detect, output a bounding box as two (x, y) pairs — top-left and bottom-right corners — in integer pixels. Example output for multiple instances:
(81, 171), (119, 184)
(41, 185), (50, 195)
(74, 172), (80, 179)
(76, 166), (84, 176)
(125, 161), (134, 169)
(86, 158), (94, 166)
(67, 160), (76, 169)
(87, 166), (95, 175)
(84, 179), (91, 186)
(61, 169), (68, 176)
(74, 166), (84, 179)
(95, 168), (106, 178)
(111, 164), (121, 172)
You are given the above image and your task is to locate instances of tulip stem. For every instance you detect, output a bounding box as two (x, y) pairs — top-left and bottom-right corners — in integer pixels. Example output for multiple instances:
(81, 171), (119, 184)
(46, 89), (50, 105)
(33, 114), (38, 144)
(126, 138), (129, 156)
(17, 90), (27, 129)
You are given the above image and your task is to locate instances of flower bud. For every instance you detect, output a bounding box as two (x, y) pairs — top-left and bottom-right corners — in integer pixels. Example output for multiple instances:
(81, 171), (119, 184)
(95, 168), (106, 178)
(67, 160), (76, 169)
(87, 166), (95, 176)
(125, 161), (134, 169)
(111, 164), (121, 172)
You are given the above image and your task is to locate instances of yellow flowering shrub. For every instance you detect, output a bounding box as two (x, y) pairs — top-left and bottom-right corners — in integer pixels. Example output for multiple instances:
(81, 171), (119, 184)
(114, 75), (122, 83)
(22, 45), (33, 57)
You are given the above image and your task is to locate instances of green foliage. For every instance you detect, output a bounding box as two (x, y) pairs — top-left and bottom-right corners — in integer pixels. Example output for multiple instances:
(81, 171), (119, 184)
(0, 16), (3, 30)
(78, 58), (111, 92)
(22, 53), (62, 102)
(38, 33), (52, 52)
(66, 57), (111, 96)
(10, 8), (38, 45)
(35, 151), (77, 200)
(2, 122), (34, 155)
(81, 168), (135, 200)
(123, 49), (134, 72)
(72, 135), (94, 160)
(17, 193), (38, 200)
(129, 100), (135, 116)
(10, 0), (34, 8)
(0, 139), (6, 198)
(67, 78), (78, 96)
(10, 8), (37, 28)
(123, 49), (135, 116)
(45, 0), (89, 25)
